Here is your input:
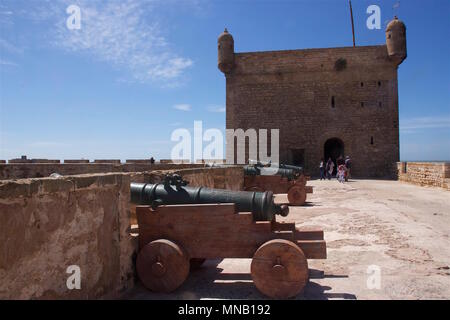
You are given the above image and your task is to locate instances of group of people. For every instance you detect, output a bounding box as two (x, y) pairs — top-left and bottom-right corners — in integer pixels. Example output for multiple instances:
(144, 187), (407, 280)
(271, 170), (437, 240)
(319, 156), (352, 183)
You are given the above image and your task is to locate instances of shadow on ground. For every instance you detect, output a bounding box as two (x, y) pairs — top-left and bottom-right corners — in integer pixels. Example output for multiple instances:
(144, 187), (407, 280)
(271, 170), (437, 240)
(125, 260), (356, 300)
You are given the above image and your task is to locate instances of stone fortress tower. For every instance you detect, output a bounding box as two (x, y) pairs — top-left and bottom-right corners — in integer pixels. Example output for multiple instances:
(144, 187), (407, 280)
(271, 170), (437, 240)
(386, 16), (407, 64)
(218, 28), (235, 74)
(219, 17), (407, 177)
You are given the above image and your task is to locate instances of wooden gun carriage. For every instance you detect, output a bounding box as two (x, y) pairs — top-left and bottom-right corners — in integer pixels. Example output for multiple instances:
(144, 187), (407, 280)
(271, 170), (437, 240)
(244, 174), (313, 206)
(132, 175), (326, 299)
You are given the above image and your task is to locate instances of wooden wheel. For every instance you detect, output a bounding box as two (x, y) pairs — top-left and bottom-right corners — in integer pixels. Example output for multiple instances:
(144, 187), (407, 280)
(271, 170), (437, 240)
(295, 175), (307, 186)
(136, 239), (189, 293)
(251, 239), (308, 299)
(190, 258), (206, 270)
(287, 185), (306, 205)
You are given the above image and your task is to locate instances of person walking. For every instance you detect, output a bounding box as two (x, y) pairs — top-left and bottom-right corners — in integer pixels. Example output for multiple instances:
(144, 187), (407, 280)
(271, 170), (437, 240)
(345, 156), (352, 181)
(337, 163), (346, 183)
(336, 155), (344, 179)
(326, 158), (334, 180)
(319, 158), (325, 180)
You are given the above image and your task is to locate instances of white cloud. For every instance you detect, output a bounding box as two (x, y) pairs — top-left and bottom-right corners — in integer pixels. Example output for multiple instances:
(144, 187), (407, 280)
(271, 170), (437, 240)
(0, 58), (17, 66)
(147, 57), (193, 79)
(173, 104), (191, 111)
(400, 116), (450, 132)
(0, 3), (14, 26)
(0, 38), (23, 54)
(207, 105), (226, 113)
(27, 0), (193, 85)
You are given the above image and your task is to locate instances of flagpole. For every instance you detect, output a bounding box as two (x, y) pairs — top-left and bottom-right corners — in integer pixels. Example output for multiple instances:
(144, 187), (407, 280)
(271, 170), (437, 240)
(349, 0), (356, 47)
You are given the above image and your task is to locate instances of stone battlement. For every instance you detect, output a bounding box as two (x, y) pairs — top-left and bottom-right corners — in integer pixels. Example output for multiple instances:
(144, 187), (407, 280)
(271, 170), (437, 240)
(397, 162), (450, 189)
(0, 162), (206, 180)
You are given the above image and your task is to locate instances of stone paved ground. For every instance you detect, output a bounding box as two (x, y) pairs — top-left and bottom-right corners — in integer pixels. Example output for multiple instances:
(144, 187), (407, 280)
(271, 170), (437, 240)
(124, 179), (450, 300)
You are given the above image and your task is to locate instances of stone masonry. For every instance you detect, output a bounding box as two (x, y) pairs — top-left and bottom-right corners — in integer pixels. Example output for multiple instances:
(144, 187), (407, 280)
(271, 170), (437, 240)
(218, 17), (407, 178)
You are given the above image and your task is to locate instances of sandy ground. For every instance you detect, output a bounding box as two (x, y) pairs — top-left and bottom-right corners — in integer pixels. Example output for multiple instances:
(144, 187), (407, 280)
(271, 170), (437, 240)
(124, 179), (450, 300)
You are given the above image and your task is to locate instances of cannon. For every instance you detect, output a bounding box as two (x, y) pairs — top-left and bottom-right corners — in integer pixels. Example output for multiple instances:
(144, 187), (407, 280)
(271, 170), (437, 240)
(249, 159), (304, 175)
(132, 174), (326, 299)
(243, 164), (299, 180)
(131, 174), (288, 221)
(278, 163), (303, 174)
(244, 162), (312, 206)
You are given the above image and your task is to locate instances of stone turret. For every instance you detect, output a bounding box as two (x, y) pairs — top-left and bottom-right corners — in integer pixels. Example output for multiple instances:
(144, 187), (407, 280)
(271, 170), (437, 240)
(386, 16), (407, 65)
(218, 28), (235, 74)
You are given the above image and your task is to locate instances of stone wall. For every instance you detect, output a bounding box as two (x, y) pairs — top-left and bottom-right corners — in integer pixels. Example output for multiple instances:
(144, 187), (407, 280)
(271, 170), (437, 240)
(0, 163), (204, 180)
(225, 45), (400, 178)
(177, 166), (243, 191)
(0, 173), (138, 299)
(0, 167), (243, 299)
(397, 162), (450, 189)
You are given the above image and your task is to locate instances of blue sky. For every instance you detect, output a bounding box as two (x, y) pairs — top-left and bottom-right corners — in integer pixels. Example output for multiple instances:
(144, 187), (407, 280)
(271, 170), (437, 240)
(0, 0), (449, 161)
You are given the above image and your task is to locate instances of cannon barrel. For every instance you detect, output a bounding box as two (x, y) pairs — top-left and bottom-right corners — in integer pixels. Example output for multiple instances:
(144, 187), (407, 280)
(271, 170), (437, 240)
(130, 182), (288, 221)
(277, 163), (303, 174)
(244, 165), (299, 180)
(248, 159), (303, 175)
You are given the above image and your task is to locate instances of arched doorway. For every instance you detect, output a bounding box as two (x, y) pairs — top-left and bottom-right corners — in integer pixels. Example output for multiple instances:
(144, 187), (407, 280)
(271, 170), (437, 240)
(324, 138), (344, 174)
